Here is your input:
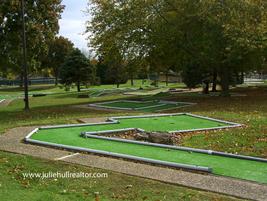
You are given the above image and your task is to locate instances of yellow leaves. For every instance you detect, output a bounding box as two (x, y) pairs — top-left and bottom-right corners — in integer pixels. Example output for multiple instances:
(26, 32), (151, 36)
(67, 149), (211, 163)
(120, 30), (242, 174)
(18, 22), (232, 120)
(0, 157), (9, 163)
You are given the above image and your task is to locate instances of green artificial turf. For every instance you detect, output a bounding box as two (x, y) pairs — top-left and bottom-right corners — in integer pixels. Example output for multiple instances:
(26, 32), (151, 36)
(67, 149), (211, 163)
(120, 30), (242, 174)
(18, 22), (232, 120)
(102, 101), (160, 109)
(141, 103), (188, 112)
(97, 100), (191, 111)
(30, 114), (267, 184)
(45, 114), (229, 133)
(31, 131), (267, 184)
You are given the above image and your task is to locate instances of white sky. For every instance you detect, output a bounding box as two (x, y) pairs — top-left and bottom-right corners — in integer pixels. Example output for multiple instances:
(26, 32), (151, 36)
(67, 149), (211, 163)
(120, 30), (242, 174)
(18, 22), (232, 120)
(59, 0), (90, 50)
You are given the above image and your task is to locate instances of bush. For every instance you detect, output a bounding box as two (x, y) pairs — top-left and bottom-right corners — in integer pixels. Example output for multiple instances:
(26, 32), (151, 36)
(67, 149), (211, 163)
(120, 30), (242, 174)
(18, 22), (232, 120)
(181, 64), (204, 88)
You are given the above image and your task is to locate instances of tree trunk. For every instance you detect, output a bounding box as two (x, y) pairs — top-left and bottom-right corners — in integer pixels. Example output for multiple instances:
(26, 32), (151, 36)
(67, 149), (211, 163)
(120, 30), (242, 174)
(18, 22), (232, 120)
(212, 70), (217, 92)
(155, 72), (159, 87)
(20, 72), (24, 88)
(130, 74), (134, 86)
(55, 77), (58, 86)
(116, 82), (120, 88)
(54, 67), (58, 86)
(202, 82), (209, 94)
(241, 71), (244, 84)
(220, 67), (230, 97)
(165, 72), (169, 86)
(77, 81), (81, 92)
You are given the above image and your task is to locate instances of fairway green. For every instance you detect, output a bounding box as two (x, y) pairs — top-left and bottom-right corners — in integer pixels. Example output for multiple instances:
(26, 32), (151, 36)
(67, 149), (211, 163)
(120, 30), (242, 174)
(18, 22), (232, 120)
(102, 101), (161, 109)
(95, 100), (192, 112)
(45, 114), (229, 132)
(29, 114), (267, 184)
(31, 130), (267, 183)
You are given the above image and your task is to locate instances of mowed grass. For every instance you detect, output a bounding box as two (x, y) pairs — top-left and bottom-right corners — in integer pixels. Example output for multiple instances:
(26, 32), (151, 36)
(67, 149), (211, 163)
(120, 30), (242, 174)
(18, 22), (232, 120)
(0, 84), (266, 200)
(0, 84), (266, 157)
(0, 151), (242, 201)
(0, 81), (183, 134)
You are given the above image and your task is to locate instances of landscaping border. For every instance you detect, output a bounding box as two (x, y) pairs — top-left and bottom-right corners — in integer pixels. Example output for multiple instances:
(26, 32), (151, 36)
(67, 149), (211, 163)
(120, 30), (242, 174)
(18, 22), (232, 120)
(0, 99), (6, 104)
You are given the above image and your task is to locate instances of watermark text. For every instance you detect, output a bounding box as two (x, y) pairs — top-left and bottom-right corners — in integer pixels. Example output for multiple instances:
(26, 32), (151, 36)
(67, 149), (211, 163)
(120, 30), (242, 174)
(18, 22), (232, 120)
(22, 171), (108, 180)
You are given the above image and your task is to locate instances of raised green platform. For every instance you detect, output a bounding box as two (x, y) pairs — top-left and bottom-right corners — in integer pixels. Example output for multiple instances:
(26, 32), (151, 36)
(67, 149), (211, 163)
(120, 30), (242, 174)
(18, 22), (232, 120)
(89, 100), (195, 112)
(26, 113), (267, 184)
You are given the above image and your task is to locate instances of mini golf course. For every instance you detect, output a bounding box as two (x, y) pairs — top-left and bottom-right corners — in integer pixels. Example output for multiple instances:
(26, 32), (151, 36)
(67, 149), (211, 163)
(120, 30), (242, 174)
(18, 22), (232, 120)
(88, 88), (137, 97)
(89, 100), (196, 112)
(25, 113), (267, 184)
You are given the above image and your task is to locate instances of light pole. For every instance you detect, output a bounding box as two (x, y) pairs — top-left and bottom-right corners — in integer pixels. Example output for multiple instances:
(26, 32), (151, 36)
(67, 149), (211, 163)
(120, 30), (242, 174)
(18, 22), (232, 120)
(20, 0), (30, 111)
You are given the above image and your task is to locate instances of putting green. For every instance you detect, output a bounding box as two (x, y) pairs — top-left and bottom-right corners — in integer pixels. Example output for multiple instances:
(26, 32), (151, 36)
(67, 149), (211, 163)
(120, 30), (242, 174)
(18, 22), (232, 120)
(29, 114), (267, 184)
(102, 101), (162, 109)
(93, 100), (192, 112)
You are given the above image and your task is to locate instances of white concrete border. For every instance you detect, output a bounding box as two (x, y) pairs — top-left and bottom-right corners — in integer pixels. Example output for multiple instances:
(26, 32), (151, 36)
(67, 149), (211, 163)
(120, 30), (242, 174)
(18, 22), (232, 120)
(0, 99), (6, 104)
(88, 100), (197, 111)
(81, 128), (145, 135)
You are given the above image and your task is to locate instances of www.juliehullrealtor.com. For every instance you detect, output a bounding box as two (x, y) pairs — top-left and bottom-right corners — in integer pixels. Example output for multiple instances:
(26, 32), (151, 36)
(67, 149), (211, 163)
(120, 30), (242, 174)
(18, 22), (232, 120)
(22, 171), (109, 180)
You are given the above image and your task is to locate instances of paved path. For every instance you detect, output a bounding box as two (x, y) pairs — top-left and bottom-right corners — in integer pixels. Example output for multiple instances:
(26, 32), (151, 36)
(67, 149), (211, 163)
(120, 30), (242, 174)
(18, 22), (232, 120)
(0, 126), (266, 201)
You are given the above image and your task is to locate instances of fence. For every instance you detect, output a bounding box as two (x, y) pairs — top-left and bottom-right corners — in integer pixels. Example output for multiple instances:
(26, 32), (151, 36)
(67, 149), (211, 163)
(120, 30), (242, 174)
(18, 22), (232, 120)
(0, 78), (56, 86)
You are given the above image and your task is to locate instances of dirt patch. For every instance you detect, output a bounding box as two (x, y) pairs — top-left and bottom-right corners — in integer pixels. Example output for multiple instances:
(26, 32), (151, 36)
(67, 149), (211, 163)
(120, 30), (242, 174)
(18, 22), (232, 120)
(102, 130), (182, 145)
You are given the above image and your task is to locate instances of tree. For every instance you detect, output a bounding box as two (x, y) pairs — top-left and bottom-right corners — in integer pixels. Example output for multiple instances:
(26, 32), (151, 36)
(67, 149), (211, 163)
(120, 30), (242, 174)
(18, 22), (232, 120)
(59, 49), (95, 92)
(181, 63), (206, 90)
(44, 36), (74, 85)
(95, 52), (128, 87)
(0, 0), (64, 81)
(87, 0), (267, 96)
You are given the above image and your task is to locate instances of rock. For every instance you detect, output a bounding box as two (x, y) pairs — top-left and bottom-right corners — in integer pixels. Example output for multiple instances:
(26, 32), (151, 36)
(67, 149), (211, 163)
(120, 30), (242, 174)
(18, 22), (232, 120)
(135, 133), (149, 141)
(147, 132), (175, 145)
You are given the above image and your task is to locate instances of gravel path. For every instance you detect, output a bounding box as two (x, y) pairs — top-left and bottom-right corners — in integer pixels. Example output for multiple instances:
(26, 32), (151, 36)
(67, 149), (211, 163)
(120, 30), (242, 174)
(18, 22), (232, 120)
(0, 125), (266, 201)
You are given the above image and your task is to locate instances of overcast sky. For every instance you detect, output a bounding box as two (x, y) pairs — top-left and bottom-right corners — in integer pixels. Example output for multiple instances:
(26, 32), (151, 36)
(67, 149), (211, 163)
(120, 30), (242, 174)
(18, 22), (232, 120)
(59, 0), (90, 50)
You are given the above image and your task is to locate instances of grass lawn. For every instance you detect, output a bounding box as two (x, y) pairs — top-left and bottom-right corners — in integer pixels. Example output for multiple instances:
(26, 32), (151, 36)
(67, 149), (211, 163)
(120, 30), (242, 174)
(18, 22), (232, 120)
(0, 80), (185, 97)
(0, 84), (266, 157)
(0, 151), (241, 201)
(0, 83), (266, 200)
